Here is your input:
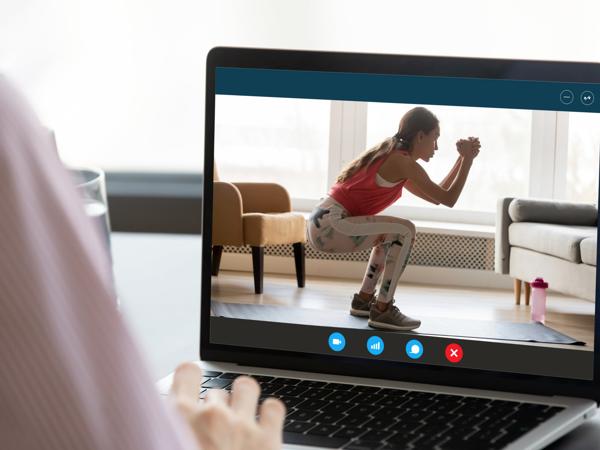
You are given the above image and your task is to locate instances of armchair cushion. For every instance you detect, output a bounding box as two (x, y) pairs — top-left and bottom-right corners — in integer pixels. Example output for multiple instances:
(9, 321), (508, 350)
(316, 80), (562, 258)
(508, 198), (597, 226)
(581, 237), (597, 266)
(233, 182), (291, 214)
(243, 212), (306, 247)
(509, 222), (596, 263)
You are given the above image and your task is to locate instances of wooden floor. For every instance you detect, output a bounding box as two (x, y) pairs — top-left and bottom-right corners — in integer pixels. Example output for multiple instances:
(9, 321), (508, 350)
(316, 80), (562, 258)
(211, 270), (596, 351)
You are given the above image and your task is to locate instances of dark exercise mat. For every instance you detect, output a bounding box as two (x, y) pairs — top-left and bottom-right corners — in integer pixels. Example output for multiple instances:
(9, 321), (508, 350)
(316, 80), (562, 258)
(212, 301), (585, 346)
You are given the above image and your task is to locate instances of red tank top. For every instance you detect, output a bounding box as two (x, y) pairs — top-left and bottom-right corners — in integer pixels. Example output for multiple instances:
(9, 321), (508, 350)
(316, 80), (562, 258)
(328, 152), (408, 216)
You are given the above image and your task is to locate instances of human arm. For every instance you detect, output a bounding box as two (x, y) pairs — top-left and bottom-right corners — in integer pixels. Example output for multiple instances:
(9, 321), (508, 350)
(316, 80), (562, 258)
(404, 180), (441, 205)
(404, 154), (464, 204)
(439, 156), (463, 190)
(403, 155), (474, 208)
(402, 138), (479, 206)
(440, 137), (480, 189)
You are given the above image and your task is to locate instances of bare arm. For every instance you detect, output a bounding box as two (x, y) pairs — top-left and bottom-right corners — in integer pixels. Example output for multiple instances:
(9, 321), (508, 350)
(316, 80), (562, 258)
(405, 155), (463, 204)
(390, 138), (480, 208)
(405, 157), (474, 208)
(440, 156), (463, 189)
(404, 180), (440, 205)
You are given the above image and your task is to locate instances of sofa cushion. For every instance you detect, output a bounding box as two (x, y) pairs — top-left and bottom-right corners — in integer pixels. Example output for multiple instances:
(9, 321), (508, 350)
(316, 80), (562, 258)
(581, 237), (597, 266)
(509, 222), (596, 263)
(508, 198), (597, 226)
(510, 247), (596, 301)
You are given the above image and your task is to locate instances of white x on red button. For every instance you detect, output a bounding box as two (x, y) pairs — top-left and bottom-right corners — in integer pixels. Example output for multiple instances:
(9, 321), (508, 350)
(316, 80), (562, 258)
(445, 343), (463, 363)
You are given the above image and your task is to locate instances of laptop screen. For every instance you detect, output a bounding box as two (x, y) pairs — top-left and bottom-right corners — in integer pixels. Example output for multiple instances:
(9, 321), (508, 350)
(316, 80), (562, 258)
(208, 53), (599, 381)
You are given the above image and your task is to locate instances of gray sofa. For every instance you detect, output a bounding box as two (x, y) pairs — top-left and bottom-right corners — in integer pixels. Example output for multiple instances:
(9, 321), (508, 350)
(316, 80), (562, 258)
(495, 197), (597, 303)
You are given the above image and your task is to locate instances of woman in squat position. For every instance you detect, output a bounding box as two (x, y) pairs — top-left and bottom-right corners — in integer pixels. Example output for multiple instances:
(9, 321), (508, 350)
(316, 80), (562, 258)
(308, 107), (480, 331)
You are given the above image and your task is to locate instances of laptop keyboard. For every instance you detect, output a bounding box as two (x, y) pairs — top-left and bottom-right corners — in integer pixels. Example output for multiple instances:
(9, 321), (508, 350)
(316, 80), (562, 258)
(198, 371), (564, 449)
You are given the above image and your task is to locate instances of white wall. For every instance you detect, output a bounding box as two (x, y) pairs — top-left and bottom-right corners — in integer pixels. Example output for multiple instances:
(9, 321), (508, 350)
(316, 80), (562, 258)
(1, 0), (599, 171)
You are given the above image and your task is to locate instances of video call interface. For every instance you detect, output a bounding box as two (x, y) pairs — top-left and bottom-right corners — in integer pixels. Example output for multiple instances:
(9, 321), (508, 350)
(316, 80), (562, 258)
(210, 67), (599, 380)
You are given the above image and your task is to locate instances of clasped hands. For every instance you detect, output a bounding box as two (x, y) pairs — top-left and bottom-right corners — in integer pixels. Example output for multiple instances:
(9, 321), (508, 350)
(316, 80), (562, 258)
(456, 136), (481, 160)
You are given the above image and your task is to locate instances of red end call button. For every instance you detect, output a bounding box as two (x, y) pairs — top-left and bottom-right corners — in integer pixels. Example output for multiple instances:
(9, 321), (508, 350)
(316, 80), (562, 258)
(445, 343), (463, 363)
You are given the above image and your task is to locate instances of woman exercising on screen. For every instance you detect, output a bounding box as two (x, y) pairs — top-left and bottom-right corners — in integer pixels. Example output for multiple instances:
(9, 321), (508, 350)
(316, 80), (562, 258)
(308, 107), (481, 331)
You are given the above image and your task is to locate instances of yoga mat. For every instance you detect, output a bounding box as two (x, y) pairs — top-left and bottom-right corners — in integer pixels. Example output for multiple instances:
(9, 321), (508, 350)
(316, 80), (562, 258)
(212, 302), (585, 346)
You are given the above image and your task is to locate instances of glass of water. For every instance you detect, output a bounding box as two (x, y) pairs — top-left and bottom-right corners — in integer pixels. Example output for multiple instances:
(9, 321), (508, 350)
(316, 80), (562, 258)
(70, 166), (120, 308)
(70, 167), (113, 261)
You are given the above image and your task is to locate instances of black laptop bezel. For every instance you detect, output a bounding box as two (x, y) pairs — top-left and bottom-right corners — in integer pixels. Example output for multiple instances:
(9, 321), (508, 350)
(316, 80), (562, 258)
(201, 46), (600, 403)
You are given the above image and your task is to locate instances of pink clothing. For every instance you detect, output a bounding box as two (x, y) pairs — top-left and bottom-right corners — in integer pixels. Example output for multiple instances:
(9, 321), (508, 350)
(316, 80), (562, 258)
(0, 77), (196, 450)
(328, 152), (407, 216)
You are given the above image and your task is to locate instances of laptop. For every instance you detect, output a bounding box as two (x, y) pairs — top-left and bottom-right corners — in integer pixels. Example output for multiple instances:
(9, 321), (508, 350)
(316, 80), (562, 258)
(160, 47), (600, 449)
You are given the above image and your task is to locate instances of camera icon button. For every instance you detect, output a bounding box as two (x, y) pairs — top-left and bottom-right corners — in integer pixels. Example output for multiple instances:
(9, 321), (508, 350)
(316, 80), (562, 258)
(328, 332), (346, 352)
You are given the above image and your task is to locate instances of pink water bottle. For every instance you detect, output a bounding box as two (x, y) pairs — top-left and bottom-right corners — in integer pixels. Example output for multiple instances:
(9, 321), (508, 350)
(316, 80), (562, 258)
(531, 278), (549, 323)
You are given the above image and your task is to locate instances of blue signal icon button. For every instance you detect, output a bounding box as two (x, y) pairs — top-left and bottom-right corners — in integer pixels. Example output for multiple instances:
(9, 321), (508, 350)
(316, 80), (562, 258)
(367, 336), (384, 356)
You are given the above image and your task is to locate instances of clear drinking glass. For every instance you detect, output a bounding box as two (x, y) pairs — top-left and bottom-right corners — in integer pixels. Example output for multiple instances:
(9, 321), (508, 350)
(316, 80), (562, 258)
(70, 167), (113, 259)
(70, 167), (119, 308)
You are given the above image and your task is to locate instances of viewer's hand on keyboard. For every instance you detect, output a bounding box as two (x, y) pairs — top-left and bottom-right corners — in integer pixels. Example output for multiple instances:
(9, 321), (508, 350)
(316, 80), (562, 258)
(170, 362), (285, 450)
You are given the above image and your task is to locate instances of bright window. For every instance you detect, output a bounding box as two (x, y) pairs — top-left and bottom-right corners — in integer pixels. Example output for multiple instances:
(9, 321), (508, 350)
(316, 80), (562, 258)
(366, 103), (531, 212)
(214, 95), (330, 200)
(566, 112), (600, 204)
(3, 1), (600, 174)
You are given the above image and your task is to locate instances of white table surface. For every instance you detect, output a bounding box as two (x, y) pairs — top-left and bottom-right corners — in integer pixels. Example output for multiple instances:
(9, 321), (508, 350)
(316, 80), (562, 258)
(111, 232), (600, 449)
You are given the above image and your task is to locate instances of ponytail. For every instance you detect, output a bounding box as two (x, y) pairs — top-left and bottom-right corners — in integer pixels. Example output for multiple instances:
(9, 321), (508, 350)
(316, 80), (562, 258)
(335, 106), (439, 183)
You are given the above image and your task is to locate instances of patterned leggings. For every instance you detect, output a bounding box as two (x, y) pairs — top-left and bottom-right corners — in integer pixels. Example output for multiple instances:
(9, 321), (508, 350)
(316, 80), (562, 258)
(307, 197), (416, 304)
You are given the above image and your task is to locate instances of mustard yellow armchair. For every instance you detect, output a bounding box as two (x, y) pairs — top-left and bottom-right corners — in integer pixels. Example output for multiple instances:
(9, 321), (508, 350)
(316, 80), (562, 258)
(211, 172), (306, 294)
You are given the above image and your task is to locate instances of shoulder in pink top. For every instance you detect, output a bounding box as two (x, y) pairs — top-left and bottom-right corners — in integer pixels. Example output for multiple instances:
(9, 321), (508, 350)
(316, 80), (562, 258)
(329, 151), (408, 216)
(0, 77), (195, 450)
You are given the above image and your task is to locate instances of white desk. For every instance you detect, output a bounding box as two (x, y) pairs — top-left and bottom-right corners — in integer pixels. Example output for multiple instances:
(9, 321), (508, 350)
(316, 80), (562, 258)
(112, 232), (201, 379)
(112, 232), (599, 449)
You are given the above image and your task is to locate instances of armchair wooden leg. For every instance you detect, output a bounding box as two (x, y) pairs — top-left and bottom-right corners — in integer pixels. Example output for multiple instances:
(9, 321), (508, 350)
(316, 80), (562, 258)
(525, 282), (531, 306)
(293, 242), (305, 288)
(251, 246), (264, 294)
(514, 278), (522, 305)
(212, 245), (223, 276)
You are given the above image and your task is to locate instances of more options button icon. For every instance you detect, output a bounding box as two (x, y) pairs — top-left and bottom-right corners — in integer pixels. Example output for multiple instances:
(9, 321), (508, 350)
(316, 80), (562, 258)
(581, 91), (595, 106)
(560, 89), (574, 105)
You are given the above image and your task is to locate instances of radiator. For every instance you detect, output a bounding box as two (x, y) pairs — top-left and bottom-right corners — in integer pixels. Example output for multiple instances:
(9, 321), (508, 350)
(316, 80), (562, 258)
(223, 232), (495, 271)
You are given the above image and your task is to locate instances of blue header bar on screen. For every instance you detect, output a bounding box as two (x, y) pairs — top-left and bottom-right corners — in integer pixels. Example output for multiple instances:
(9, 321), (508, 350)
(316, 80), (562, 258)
(215, 67), (600, 113)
